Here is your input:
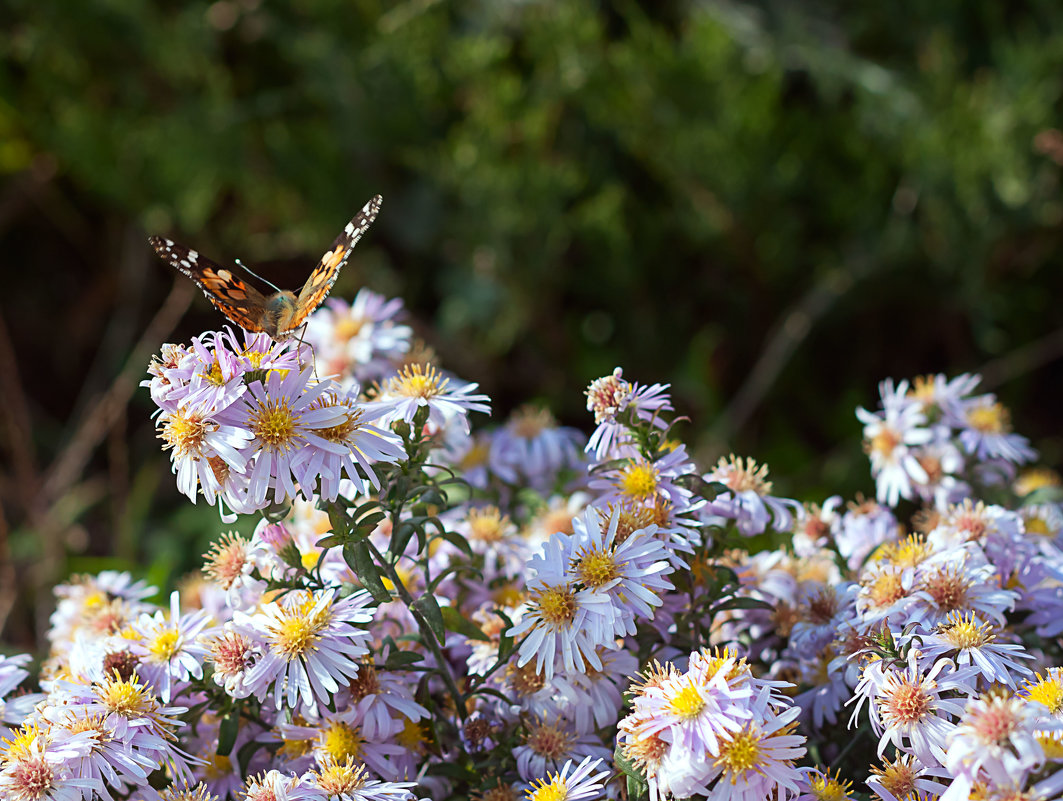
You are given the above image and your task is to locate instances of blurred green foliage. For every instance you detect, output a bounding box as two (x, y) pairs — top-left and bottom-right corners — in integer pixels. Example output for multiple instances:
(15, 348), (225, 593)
(2, 0), (1063, 648)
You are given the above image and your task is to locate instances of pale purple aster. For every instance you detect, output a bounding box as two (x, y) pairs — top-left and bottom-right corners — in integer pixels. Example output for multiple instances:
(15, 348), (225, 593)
(584, 367), (633, 459)
(374, 363), (490, 436)
(180, 332), (248, 412)
(218, 327), (302, 374)
(835, 500), (901, 571)
(204, 623), (265, 699)
(908, 437), (969, 509)
(566, 506), (676, 636)
(0, 727), (103, 801)
(850, 652), (978, 767)
(910, 544), (1018, 627)
(238, 588), (375, 714)
(702, 454), (801, 536)
(304, 756), (419, 801)
(156, 394), (253, 507)
(866, 754), (949, 801)
(525, 756), (610, 801)
(628, 652), (753, 758)
(857, 379), (934, 507)
(944, 694), (1049, 789)
(342, 663), (429, 742)
(48, 671), (200, 786)
(588, 445), (695, 510)
(37, 709), (159, 801)
(129, 591), (214, 702)
(488, 405), (584, 490)
(144, 342), (193, 411)
(918, 613), (1033, 689)
(507, 530), (621, 681)
(243, 770), (326, 801)
(513, 716), (611, 783)
(951, 393), (1037, 465)
(220, 368), (350, 507)
(296, 388), (406, 499)
(699, 688), (806, 801)
(274, 707), (408, 780)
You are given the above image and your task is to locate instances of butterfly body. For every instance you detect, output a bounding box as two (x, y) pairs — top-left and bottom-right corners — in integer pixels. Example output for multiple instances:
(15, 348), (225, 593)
(151, 195), (382, 340)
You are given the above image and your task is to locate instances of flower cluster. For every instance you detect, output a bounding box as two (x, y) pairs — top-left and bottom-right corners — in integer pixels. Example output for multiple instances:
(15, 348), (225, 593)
(8, 276), (1063, 801)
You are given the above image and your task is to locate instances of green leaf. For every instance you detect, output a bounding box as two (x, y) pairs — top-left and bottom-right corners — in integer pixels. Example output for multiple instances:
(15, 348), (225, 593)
(343, 542), (391, 603)
(390, 519), (418, 557)
(440, 605), (489, 641)
(385, 648), (426, 668)
(710, 596), (775, 614)
(437, 527), (474, 558)
(217, 710), (239, 756)
(412, 592), (446, 645)
(328, 503), (352, 540)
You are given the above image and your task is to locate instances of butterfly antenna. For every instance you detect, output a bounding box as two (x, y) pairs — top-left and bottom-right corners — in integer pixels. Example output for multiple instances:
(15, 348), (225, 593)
(295, 325), (319, 376)
(234, 258), (284, 293)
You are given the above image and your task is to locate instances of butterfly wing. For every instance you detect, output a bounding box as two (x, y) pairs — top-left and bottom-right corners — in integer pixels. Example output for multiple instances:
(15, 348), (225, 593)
(282, 194), (383, 336)
(150, 236), (270, 333)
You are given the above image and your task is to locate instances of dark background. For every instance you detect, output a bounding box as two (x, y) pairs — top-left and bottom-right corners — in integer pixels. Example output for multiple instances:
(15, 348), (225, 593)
(2, 0), (1063, 651)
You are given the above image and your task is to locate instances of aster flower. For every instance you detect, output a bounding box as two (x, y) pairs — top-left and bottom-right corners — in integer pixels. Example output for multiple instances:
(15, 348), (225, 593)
(588, 445), (695, 511)
(566, 506), (676, 635)
(238, 588), (375, 714)
(850, 652), (977, 766)
(857, 379), (935, 507)
(0, 724), (102, 801)
(243, 770), (325, 801)
(698, 688), (806, 801)
(866, 754), (949, 801)
(129, 591), (213, 702)
(374, 362), (490, 435)
(304, 756), (417, 801)
(796, 767), (855, 801)
(220, 367), (351, 508)
(584, 368), (673, 460)
(297, 386), (406, 499)
(488, 405), (584, 490)
(919, 612), (1033, 688)
(156, 394), (253, 508)
(275, 707), (407, 780)
(951, 393), (1037, 465)
(621, 652), (753, 760)
(703, 455), (801, 536)
(512, 716), (611, 783)
(944, 693), (1048, 788)
(525, 756), (610, 801)
(506, 574), (618, 682)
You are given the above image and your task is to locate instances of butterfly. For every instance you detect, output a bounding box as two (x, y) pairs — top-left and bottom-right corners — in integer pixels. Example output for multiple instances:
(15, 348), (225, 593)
(150, 194), (382, 340)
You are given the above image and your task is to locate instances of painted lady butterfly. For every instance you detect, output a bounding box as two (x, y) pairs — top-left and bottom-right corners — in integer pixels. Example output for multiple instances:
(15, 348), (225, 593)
(150, 195), (382, 340)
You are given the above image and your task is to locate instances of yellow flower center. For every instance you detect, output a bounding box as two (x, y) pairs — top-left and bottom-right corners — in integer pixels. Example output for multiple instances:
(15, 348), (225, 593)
(323, 720), (363, 762)
(387, 363), (447, 399)
(534, 585), (576, 628)
(149, 628), (180, 662)
(667, 678), (705, 720)
(160, 411), (209, 457)
(618, 461), (659, 500)
(715, 728), (761, 776)
(249, 400), (299, 451)
(967, 402), (1009, 434)
(574, 548), (618, 590)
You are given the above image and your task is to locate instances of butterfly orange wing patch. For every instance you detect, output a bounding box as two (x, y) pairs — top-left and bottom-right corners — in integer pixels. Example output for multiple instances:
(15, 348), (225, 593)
(149, 237), (270, 333)
(283, 194), (384, 337)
